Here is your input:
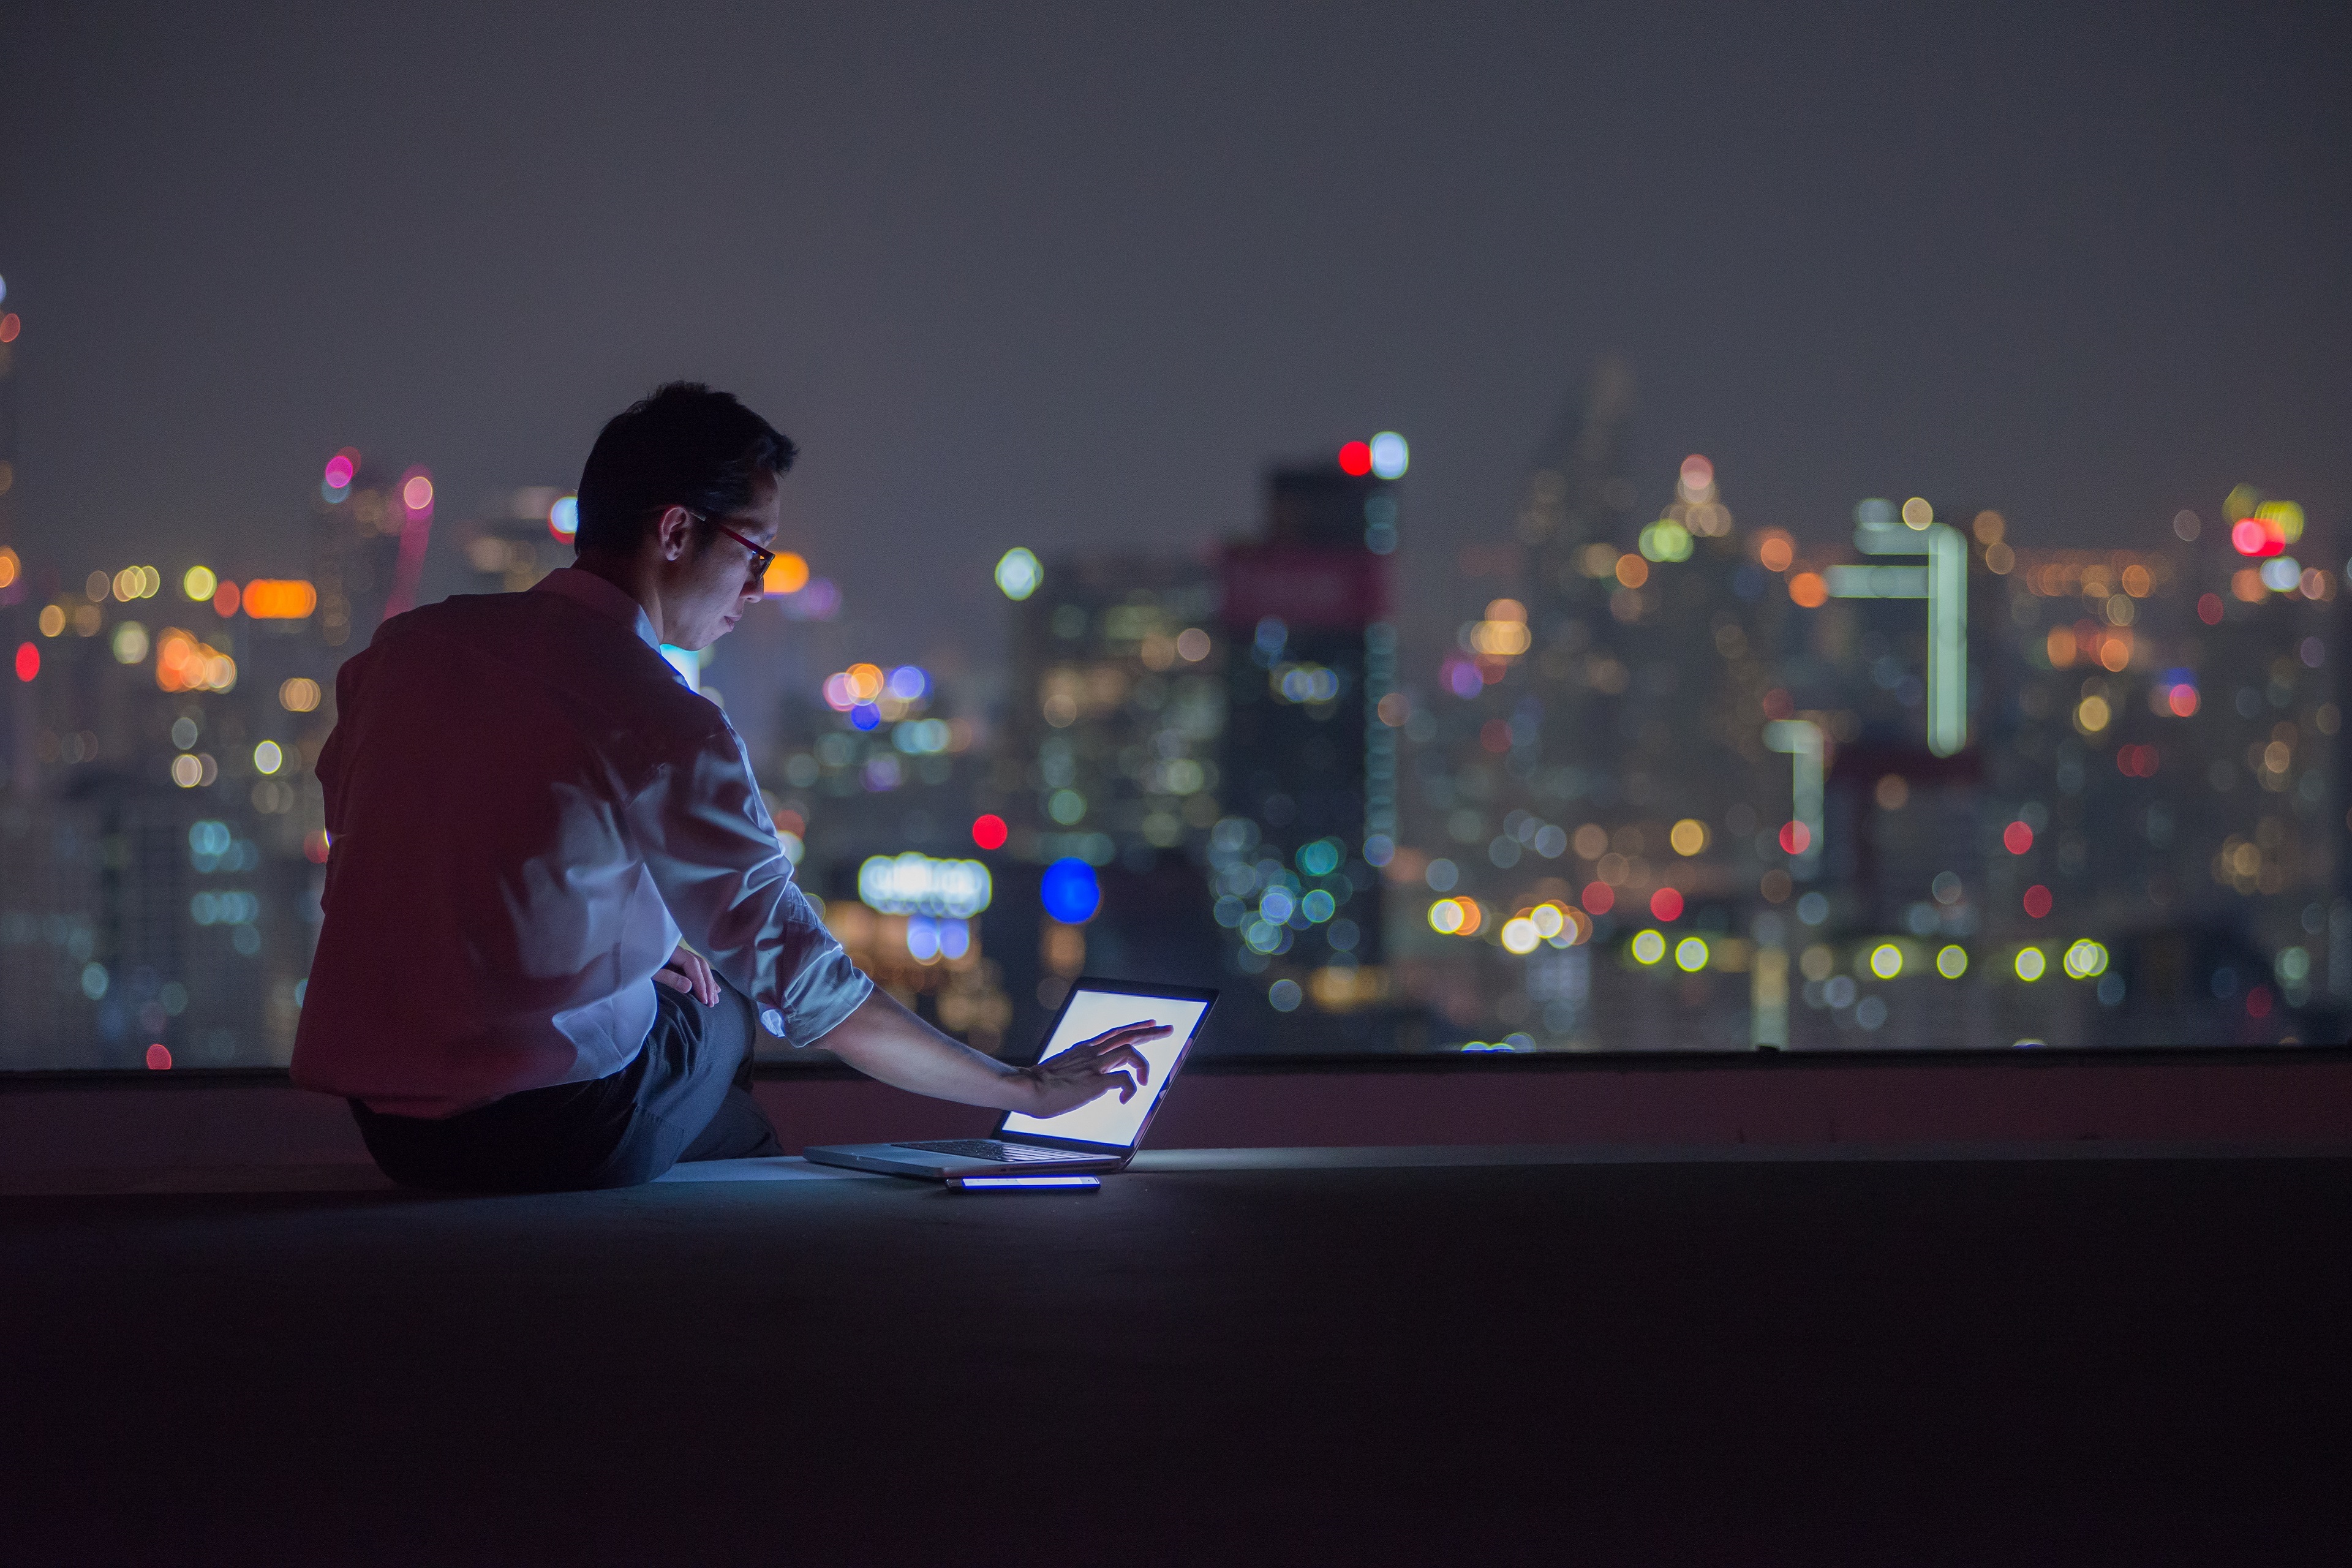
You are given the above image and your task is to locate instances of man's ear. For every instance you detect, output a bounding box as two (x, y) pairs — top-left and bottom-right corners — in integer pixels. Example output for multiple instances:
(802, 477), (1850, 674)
(654, 505), (696, 562)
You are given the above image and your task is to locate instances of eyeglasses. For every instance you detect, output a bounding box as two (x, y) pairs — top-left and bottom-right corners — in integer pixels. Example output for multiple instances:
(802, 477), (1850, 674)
(687, 511), (775, 582)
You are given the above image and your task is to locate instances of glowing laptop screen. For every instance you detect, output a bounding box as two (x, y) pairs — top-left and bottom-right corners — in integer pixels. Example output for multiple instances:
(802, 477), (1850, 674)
(998, 986), (1210, 1149)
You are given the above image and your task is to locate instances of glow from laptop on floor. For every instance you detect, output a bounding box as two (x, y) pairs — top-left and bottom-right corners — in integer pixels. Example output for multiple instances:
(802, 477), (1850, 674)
(999, 989), (1210, 1149)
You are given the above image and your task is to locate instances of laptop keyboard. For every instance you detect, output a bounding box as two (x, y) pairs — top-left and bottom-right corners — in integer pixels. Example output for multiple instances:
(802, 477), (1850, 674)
(892, 1139), (1104, 1164)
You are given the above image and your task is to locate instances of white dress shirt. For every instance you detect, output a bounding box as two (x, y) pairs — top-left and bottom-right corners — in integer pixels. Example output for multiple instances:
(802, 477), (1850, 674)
(293, 568), (870, 1117)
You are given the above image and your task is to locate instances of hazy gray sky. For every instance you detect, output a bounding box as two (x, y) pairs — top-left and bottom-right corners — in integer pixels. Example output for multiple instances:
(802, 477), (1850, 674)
(6, 1), (2346, 665)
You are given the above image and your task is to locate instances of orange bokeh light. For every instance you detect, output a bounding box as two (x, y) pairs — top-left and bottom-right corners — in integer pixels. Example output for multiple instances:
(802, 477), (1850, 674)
(763, 551), (810, 596)
(242, 579), (318, 619)
(1787, 572), (1827, 608)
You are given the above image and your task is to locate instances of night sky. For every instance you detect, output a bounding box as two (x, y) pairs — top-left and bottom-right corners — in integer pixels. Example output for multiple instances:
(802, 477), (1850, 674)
(6, 1), (2346, 665)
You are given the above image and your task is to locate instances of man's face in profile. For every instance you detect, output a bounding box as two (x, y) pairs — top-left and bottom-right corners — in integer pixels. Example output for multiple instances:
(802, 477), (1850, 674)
(665, 474), (782, 650)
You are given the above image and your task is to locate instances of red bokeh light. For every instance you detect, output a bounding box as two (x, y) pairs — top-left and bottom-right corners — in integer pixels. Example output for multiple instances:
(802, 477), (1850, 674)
(970, 813), (1009, 851)
(1479, 719), (1512, 754)
(1761, 688), (1793, 719)
(2117, 744), (2159, 778)
(1777, 821), (1810, 855)
(2246, 986), (2272, 1019)
(0, 313), (19, 344)
(2168, 685), (2199, 717)
(1337, 440), (1373, 477)
(2003, 821), (2034, 855)
(1581, 881), (1615, 915)
(1648, 887), (1684, 922)
(303, 829), (332, 864)
(2197, 593), (2224, 626)
(145, 1043), (173, 1071)
(13, 642), (36, 682)
(213, 580), (241, 617)
(2022, 884), (2052, 919)
(2231, 518), (2282, 557)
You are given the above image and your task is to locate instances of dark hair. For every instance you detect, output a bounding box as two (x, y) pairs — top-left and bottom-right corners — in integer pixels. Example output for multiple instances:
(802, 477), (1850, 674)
(573, 382), (797, 556)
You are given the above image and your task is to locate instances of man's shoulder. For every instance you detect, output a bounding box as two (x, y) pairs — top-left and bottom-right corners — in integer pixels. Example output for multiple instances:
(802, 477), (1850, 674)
(370, 592), (717, 733)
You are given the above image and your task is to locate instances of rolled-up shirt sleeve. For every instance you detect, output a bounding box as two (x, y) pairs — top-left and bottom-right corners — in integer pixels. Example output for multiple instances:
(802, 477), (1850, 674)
(631, 714), (873, 1046)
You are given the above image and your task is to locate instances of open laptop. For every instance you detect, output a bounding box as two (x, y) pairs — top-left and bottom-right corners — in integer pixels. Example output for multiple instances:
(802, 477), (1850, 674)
(802, 977), (1216, 1180)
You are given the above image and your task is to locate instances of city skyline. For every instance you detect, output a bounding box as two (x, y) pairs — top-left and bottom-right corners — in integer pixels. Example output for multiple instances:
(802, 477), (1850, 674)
(1, 426), (2342, 1065)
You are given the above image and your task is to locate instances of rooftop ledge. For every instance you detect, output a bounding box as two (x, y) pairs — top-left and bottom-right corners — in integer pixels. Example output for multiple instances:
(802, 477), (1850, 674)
(4, 1046), (2350, 1191)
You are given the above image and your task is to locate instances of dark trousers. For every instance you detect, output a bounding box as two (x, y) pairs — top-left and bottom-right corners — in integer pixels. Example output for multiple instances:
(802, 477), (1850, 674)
(352, 979), (783, 1192)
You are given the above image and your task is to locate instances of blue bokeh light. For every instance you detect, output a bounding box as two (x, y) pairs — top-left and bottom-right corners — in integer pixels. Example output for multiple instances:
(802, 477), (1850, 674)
(1040, 858), (1101, 924)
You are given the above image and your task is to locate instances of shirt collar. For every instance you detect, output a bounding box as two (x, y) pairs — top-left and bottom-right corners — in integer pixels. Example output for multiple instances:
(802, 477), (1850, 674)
(533, 567), (663, 652)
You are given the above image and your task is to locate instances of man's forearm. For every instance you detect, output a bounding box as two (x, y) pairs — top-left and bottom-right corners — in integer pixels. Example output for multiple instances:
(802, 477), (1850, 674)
(814, 988), (1037, 1112)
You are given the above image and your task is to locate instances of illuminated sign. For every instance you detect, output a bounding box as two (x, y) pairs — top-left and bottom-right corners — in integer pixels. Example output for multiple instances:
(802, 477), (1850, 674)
(858, 853), (992, 918)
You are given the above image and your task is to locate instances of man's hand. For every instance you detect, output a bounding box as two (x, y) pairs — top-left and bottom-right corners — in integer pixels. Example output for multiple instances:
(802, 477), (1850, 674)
(1016, 1021), (1172, 1118)
(654, 944), (719, 1006)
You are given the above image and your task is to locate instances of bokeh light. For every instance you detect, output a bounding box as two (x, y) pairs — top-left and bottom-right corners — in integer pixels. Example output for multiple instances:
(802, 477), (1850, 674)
(1041, 858), (1101, 924)
(242, 580), (318, 619)
(995, 547), (1042, 600)
(1337, 440), (1372, 477)
(970, 813), (1009, 851)
(763, 551), (809, 595)
(1368, 432), (1409, 480)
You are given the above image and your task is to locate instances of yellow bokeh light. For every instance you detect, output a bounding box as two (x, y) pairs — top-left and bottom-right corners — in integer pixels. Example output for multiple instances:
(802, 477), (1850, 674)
(1630, 929), (1666, 965)
(0, 547), (18, 590)
(1673, 936), (1709, 972)
(254, 740), (284, 775)
(1901, 497), (1934, 529)
(2014, 948), (2046, 982)
(38, 604), (66, 638)
(1530, 903), (1566, 940)
(2074, 695), (2111, 734)
(279, 677), (322, 714)
(1869, 943), (1903, 980)
(1501, 918), (1541, 956)
(2062, 939), (2109, 980)
(1669, 818), (1707, 856)
(1936, 945), (1969, 979)
(183, 565), (217, 601)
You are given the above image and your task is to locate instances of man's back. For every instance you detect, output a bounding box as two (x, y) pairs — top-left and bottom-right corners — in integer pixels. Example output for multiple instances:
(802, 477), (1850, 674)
(297, 582), (752, 1116)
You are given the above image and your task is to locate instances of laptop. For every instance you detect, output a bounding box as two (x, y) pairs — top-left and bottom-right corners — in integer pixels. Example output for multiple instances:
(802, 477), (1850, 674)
(802, 977), (1216, 1180)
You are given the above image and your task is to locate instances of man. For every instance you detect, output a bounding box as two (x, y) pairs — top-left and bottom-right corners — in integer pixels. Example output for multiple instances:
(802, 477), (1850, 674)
(293, 383), (1162, 1191)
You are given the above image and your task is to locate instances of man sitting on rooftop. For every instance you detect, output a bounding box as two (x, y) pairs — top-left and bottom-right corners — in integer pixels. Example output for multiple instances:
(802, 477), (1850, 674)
(293, 382), (1156, 1191)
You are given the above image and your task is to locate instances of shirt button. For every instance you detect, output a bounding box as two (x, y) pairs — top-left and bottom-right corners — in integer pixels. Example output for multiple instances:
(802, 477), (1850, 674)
(761, 1009), (785, 1036)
